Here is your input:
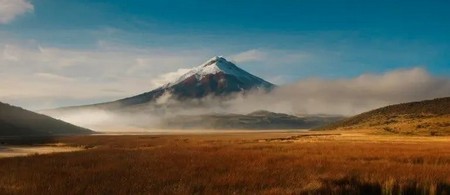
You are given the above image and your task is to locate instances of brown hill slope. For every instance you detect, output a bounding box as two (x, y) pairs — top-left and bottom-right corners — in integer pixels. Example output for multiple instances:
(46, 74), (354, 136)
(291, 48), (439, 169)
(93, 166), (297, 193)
(321, 97), (450, 135)
(0, 102), (93, 137)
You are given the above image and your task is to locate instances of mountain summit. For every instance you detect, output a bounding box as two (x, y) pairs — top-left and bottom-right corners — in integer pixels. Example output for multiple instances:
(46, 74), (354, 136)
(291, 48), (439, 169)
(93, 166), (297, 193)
(53, 56), (274, 109)
(166, 56), (273, 89)
(116, 56), (274, 106)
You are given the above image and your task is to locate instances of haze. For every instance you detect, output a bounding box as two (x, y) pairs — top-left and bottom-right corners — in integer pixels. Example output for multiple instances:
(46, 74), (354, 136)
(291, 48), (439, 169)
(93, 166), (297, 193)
(1, 0), (450, 132)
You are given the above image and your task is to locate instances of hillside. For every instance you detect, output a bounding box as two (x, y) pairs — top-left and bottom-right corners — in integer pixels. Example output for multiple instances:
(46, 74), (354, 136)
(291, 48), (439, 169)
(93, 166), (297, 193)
(159, 111), (343, 130)
(321, 97), (450, 135)
(0, 102), (93, 136)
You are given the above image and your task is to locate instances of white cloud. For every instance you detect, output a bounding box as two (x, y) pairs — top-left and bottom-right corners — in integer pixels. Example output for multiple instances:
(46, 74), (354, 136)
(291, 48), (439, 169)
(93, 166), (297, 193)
(230, 49), (267, 63)
(0, 42), (212, 109)
(2, 39), (447, 116)
(222, 68), (450, 116)
(229, 48), (311, 65)
(149, 68), (191, 87)
(0, 42), (317, 110)
(52, 67), (450, 131)
(0, 0), (34, 24)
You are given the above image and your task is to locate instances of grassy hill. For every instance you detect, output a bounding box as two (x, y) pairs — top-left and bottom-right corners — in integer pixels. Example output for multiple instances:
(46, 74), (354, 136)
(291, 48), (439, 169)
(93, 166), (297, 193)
(320, 97), (450, 135)
(0, 102), (93, 137)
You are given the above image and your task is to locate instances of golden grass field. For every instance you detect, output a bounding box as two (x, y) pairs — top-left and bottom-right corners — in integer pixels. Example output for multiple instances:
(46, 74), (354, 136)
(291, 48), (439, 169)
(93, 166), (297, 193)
(330, 114), (450, 136)
(322, 97), (450, 136)
(0, 131), (449, 194)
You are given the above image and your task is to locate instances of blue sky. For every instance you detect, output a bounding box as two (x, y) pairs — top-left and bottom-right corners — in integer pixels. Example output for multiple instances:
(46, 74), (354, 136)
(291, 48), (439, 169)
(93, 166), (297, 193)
(3, 0), (450, 76)
(1, 0), (450, 109)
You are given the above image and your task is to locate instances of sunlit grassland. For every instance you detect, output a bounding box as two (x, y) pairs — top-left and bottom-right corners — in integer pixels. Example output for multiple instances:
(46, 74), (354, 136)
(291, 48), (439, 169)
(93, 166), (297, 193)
(0, 132), (449, 194)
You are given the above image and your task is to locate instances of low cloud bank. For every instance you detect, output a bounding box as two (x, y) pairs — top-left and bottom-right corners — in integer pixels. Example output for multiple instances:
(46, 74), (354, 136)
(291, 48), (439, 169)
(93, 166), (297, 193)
(49, 109), (161, 132)
(224, 67), (450, 116)
(45, 68), (450, 131)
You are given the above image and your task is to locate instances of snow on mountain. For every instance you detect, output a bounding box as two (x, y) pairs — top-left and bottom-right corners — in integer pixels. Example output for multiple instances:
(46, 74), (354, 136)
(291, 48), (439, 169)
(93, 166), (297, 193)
(167, 56), (272, 88)
(51, 56), (275, 109)
(111, 56), (275, 106)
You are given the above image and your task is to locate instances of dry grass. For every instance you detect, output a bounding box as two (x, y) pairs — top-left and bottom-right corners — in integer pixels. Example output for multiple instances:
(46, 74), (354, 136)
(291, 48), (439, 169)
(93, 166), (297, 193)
(321, 97), (450, 135)
(331, 114), (450, 136)
(0, 132), (449, 194)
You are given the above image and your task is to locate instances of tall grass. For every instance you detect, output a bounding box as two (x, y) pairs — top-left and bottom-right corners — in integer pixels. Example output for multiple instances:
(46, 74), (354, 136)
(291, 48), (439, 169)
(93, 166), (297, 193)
(0, 134), (449, 194)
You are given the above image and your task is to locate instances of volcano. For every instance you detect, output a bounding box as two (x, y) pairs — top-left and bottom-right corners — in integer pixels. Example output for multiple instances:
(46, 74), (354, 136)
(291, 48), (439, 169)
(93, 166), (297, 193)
(55, 56), (274, 110)
(116, 56), (274, 106)
(43, 57), (344, 131)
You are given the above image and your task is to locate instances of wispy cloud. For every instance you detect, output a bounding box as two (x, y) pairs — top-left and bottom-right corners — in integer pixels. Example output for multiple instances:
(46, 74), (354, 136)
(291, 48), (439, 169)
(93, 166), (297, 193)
(223, 68), (450, 116)
(0, 38), (318, 109)
(230, 49), (267, 63)
(0, 0), (33, 24)
(1, 36), (447, 113)
(149, 68), (191, 87)
(230, 49), (310, 64)
(0, 42), (212, 109)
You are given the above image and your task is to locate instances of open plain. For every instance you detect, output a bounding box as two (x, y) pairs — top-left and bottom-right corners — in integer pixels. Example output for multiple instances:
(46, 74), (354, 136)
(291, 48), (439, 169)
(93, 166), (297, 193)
(1, 131), (449, 194)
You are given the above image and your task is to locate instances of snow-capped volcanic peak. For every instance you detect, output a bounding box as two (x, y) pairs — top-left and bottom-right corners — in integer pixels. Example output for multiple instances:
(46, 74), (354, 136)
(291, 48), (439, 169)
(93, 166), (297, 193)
(113, 56), (274, 106)
(198, 56), (241, 76)
(169, 56), (270, 87)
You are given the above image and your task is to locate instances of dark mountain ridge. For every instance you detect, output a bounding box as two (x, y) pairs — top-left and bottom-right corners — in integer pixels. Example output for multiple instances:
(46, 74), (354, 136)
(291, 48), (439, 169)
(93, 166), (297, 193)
(0, 102), (93, 136)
